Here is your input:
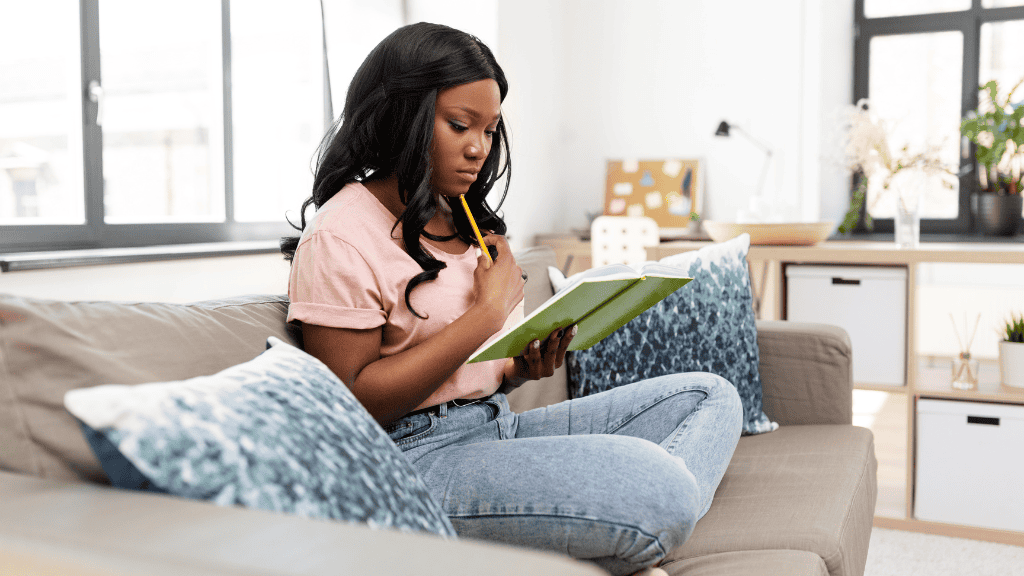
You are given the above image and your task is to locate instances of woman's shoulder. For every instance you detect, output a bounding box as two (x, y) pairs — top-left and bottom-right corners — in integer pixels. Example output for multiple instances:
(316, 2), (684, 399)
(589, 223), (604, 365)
(305, 182), (395, 241)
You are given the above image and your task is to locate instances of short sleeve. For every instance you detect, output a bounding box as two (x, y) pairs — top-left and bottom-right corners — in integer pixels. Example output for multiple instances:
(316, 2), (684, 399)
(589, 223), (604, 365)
(287, 231), (388, 329)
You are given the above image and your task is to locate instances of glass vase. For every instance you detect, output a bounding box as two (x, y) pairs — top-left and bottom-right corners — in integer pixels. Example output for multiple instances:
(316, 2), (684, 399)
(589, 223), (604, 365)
(890, 169), (925, 250)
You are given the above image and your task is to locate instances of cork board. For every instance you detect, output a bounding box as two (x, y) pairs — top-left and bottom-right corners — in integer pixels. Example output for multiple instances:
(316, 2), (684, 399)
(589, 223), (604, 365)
(603, 159), (703, 234)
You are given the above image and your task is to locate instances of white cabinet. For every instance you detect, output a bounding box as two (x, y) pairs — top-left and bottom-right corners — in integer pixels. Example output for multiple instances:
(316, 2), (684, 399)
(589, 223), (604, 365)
(915, 399), (1024, 531)
(785, 265), (907, 386)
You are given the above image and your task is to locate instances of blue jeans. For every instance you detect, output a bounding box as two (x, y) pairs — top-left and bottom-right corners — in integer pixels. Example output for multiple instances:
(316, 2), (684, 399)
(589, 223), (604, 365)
(386, 372), (743, 576)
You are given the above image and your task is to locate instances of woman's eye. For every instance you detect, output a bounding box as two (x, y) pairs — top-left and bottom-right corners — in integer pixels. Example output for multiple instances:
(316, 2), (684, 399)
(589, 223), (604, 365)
(449, 121), (467, 132)
(485, 129), (496, 138)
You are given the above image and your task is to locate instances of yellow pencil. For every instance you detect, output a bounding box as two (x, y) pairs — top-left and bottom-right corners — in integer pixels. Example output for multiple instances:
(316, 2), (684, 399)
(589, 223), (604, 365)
(460, 194), (492, 264)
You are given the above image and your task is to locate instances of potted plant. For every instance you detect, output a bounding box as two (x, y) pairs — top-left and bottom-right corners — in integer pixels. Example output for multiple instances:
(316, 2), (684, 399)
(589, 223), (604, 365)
(960, 77), (1024, 236)
(1000, 313), (1024, 388)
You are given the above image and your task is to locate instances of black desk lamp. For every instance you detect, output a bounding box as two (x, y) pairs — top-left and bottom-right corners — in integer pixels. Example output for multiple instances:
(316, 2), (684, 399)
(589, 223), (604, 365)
(715, 120), (774, 200)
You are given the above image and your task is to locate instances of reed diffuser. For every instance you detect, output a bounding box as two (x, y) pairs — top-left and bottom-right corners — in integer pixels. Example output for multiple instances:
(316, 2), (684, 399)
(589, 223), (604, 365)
(950, 313), (981, 390)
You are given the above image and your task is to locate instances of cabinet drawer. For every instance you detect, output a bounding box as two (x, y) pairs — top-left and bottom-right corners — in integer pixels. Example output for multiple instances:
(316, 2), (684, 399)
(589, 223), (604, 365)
(786, 265), (906, 386)
(915, 398), (1024, 531)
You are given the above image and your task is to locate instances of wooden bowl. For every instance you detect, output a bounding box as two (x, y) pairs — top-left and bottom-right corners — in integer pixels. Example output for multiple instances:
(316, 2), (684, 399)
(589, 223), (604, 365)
(702, 221), (835, 246)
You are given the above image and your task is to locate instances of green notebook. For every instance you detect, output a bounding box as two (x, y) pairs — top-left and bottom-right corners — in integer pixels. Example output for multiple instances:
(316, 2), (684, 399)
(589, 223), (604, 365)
(467, 263), (692, 363)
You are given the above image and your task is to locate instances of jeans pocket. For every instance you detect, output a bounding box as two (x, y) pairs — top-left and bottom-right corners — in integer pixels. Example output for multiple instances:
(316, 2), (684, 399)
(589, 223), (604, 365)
(386, 413), (436, 446)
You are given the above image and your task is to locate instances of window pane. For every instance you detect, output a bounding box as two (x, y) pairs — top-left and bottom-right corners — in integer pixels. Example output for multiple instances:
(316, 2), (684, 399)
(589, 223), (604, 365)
(864, 0), (970, 18)
(99, 0), (224, 223)
(0, 1), (84, 224)
(231, 0), (323, 223)
(868, 32), (963, 219)
(980, 20), (1024, 215)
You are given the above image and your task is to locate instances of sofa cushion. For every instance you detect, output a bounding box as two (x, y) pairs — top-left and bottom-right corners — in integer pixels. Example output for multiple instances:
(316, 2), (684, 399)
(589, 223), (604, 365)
(566, 234), (777, 434)
(663, 549), (828, 576)
(0, 294), (296, 482)
(667, 425), (877, 576)
(64, 336), (457, 537)
(504, 245), (570, 413)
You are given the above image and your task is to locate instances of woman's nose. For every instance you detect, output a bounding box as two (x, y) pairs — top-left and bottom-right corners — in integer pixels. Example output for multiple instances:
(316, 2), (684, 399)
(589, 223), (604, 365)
(466, 135), (487, 158)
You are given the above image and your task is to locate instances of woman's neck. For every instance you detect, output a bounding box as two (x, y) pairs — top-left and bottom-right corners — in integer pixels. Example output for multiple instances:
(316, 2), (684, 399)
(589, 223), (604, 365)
(363, 175), (457, 238)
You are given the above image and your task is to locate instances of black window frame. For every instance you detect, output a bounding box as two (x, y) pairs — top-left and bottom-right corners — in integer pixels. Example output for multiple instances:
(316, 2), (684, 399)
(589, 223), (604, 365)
(0, 0), (326, 254)
(852, 0), (1024, 236)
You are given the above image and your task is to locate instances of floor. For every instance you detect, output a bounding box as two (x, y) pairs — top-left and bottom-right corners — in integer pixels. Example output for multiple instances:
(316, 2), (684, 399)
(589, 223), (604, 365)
(853, 388), (907, 518)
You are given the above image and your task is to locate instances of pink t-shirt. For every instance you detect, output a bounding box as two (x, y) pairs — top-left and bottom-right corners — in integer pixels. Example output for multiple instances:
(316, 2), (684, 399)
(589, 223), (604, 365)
(287, 182), (518, 410)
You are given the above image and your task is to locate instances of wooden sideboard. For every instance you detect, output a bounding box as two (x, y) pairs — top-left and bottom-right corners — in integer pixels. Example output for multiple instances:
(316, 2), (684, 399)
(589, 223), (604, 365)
(535, 233), (1024, 546)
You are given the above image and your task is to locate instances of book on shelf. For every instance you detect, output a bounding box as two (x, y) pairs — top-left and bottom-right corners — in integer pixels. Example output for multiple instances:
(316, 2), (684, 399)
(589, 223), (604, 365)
(467, 262), (692, 363)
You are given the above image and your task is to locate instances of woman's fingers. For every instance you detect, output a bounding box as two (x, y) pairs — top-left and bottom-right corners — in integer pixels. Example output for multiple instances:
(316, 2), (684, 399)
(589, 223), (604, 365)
(554, 325), (576, 368)
(516, 325), (578, 380)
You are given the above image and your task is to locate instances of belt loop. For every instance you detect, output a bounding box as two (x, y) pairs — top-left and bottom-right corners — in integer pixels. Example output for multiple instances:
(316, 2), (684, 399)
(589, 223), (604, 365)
(438, 401), (448, 418)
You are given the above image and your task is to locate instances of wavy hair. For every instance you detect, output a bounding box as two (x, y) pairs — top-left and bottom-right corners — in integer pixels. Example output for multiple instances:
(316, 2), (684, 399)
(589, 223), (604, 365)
(281, 23), (511, 318)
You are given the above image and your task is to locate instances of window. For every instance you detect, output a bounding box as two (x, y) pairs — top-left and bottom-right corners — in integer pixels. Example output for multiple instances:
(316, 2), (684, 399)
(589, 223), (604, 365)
(0, 0), (338, 253)
(853, 0), (1024, 234)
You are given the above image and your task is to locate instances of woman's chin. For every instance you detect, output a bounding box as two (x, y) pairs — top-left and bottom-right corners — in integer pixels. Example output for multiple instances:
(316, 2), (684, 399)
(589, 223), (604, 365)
(435, 184), (473, 197)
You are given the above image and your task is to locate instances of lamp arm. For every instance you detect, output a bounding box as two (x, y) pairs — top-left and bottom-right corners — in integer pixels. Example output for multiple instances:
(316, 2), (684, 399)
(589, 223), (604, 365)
(731, 125), (774, 156)
(730, 125), (774, 198)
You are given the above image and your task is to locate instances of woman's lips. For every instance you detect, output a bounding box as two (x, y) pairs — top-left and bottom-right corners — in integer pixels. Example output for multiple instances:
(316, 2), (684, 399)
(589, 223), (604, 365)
(456, 171), (479, 182)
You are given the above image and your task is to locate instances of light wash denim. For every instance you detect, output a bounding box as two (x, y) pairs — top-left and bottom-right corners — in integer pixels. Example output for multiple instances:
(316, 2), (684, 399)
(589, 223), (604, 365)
(385, 372), (743, 576)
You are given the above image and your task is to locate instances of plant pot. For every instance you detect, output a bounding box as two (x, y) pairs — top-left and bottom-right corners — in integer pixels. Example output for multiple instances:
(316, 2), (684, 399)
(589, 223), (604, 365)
(971, 193), (1023, 236)
(999, 340), (1024, 388)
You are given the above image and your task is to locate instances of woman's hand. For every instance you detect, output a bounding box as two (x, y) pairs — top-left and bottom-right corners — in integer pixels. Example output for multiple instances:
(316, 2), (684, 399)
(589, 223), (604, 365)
(501, 325), (577, 392)
(472, 234), (525, 334)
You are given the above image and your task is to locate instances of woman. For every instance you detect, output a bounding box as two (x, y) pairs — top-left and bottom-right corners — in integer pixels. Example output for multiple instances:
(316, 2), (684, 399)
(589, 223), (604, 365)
(282, 22), (742, 576)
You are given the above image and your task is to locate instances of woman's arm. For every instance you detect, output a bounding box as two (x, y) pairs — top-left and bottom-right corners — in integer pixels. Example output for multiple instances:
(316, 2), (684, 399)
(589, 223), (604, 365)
(303, 235), (524, 425)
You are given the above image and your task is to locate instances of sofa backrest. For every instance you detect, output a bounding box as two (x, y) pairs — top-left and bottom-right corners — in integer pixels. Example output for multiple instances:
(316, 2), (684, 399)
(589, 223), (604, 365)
(0, 246), (566, 483)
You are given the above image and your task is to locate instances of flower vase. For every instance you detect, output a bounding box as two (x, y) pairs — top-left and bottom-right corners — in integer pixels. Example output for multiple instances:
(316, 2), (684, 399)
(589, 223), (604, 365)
(891, 169), (925, 249)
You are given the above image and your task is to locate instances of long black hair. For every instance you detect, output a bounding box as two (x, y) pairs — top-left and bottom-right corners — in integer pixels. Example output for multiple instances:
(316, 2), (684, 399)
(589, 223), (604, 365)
(281, 22), (511, 318)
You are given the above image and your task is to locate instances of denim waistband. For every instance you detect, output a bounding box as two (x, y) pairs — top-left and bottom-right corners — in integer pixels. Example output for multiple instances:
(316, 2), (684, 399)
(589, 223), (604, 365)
(406, 397), (487, 418)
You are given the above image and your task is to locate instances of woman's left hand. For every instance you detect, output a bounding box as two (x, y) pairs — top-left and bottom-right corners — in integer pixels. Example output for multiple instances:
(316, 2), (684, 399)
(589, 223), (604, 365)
(519, 325), (577, 379)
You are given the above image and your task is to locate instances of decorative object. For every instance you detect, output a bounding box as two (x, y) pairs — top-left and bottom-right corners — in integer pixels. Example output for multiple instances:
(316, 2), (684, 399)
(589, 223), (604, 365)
(891, 168), (928, 249)
(962, 77), (1024, 236)
(604, 158), (703, 237)
(565, 234), (778, 435)
(949, 313), (981, 391)
(64, 337), (458, 537)
(702, 221), (834, 246)
(1000, 313), (1024, 389)
(837, 99), (956, 237)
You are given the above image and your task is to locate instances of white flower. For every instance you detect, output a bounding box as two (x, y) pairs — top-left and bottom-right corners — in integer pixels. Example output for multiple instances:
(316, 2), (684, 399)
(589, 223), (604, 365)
(977, 131), (995, 148)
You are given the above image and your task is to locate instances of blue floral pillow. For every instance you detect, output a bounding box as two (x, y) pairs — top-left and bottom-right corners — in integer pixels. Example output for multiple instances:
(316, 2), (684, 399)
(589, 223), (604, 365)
(566, 234), (777, 435)
(64, 337), (456, 537)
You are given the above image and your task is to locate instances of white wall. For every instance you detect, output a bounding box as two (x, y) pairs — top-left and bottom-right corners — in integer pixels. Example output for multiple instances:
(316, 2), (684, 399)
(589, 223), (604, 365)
(496, 0), (568, 250)
(496, 0), (855, 240)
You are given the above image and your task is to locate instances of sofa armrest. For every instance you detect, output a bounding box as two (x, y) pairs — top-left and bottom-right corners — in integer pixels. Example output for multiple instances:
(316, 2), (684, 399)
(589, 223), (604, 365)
(0, 471), (605, 576)
(756, 321), (853, 426)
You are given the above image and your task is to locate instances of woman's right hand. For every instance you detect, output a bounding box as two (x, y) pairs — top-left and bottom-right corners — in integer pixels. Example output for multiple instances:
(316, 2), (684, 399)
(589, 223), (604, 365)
(473, 234), (525, 333)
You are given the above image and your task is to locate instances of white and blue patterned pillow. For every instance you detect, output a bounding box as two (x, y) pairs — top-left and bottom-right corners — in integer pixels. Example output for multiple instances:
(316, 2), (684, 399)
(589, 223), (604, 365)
(566, 234), (778, 435)
(64, 337), (456, 537)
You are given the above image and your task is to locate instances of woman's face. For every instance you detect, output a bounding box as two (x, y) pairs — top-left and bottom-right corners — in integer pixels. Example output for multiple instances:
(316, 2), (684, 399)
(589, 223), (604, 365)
(430, 79), (501, 197)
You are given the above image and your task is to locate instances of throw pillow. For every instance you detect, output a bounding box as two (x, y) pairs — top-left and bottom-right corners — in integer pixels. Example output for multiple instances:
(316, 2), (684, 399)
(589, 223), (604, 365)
(64, 336), (457, 537)
(565, 234), (778, 435)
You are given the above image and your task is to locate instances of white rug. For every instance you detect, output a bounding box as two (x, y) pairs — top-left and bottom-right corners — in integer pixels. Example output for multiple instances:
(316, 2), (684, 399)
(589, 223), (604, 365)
(865, 528), (1024, 576)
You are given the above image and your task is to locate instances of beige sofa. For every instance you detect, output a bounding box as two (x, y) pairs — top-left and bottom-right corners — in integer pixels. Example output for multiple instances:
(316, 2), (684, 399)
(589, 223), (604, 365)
(0, 246), (876, 576)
